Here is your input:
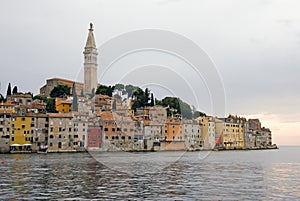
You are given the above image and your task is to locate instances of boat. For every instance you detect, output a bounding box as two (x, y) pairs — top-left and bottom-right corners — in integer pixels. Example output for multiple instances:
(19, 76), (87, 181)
(37, 145), (48, 154)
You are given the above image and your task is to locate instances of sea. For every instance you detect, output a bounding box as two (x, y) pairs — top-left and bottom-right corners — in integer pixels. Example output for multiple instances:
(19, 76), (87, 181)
(0, 146), (299, 200)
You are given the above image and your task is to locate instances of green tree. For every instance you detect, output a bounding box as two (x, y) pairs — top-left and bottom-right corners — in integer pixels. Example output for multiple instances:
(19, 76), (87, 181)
(50, 85), (70, 98)
(6, 83), (11, 97)
(0, 94), (5, 102)
(179, 99), (192, 119)
(33, 95), (47, 102)
(155, 99), (162, 106)
(150, 93), (154, 106)
(125, 84), (134, 98)
(96, 85), (115, 97)
(114, 84), (124, 91)
(46, 98), (57, 113)
(193, 110), (206, 118)
(12, 86), (18, 94)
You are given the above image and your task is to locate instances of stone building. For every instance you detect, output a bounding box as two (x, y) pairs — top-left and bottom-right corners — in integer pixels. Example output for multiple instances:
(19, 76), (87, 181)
(183, 119), (201, 150)
(47, 113), (75, 152)
(40, 78), (84, 97)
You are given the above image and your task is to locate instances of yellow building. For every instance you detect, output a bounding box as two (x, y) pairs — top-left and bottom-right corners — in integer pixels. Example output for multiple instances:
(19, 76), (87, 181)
(55, 98), (72, 113)
(221, 121), (245, 149)
(197, 116), (216, 149)
(10, 116), (32, 152)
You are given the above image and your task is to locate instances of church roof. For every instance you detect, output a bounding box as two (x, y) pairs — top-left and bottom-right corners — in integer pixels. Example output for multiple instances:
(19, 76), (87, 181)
(85, 23), (96, 49)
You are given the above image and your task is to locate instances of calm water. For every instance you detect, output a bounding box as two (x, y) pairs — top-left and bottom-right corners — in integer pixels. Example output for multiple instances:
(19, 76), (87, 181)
(1, 146), (300, 200)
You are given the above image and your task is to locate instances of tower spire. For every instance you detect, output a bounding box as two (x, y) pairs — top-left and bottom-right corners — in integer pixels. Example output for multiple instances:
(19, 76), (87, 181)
(83, 22), (98, 96)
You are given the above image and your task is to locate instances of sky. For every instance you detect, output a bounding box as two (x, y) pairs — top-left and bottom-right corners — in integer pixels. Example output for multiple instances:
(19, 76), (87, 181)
(0, 0), (299, 145)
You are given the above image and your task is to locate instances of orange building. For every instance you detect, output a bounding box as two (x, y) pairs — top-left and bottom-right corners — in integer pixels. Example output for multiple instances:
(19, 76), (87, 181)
(0, 101), (15, 114)
(55, 98), (72, 113)
(163, 114), (185, 150)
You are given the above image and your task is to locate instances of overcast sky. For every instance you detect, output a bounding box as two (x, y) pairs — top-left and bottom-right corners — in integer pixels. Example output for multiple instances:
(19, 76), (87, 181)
(0, 0), (299, 145)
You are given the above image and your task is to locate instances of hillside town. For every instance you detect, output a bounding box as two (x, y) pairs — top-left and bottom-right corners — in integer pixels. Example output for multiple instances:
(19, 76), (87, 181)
(0, 23), (276, 153)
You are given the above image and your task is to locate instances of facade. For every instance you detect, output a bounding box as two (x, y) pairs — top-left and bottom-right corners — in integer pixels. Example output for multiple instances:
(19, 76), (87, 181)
(198, 116), (216, 149)
(217, 116), (246, 149)
(47, 113), (75, 152)
(87, 125), (103, 150)
(40, 78), (84, 98)
(183, 120), (201, 149)
(10, 116), (32, 152)
(8, 93), (33, 106)
(163, 114), (185, 150)
(0, 113), (11, 153)
(83, 23), (98, 95)
(55, 97), (72, 113)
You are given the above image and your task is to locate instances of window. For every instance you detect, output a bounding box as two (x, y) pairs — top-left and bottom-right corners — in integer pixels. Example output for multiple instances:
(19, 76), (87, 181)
(50, 135), (54, 139)
(11, 137), (14, 141)
(59, 135), (62, 138)
(104, 128), (108, 131)
(11, 130), (14, 134)
(50, 143), (53, 147)
(22, 125), (25, 129)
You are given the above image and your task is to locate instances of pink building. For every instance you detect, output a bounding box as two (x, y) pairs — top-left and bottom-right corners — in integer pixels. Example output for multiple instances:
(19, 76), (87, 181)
(87, 126), (103, 149)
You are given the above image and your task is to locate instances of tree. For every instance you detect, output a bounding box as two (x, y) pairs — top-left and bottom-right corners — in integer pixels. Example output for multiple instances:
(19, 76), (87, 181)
(0, 94), (5, 102)
(155, 99), (162, 106)
(193, 110), (206, 118)
(114, 84), (124, 91)
(112, 99), (117, 111)
(150, 93), (154, 106)
(96, 85), (115, 97)
(144, 88), (150, 106)
(6, 83), (11, 97)
(50, 85), (70, 98)
(33, 95), (47, 102)
(125, 84), (134, 98)
(179, 99), (192, 119)
(46, 98), (57, 113)
(12, 86), (18, 94)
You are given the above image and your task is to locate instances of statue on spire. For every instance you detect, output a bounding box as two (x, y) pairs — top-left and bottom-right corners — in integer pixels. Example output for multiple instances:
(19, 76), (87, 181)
(90, 22), (93, 30)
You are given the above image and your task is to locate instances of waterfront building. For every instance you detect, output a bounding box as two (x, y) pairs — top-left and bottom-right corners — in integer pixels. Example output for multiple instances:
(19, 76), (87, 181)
(73, 112), (90, 150)
(47, 113), (75, 152)
(0, 112), (12, 153)
(183, 119), (201, 150)
(98, 111), (135, 151)
(10, 116), (32, 152)
(198, 116), (216, 149)
(83, 23), (98, 96)
(87, 125), (103, 150)
(163, 114), (185, 150)
(26, 113), (49, 152)
(218, 115), (246, 149)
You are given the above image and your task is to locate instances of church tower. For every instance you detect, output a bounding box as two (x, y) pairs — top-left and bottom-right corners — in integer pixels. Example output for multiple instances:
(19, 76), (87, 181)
(84, 23), (98, 96)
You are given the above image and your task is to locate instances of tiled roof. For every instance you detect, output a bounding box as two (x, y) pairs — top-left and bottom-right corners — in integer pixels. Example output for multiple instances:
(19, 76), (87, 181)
(48, 113), (73, 118)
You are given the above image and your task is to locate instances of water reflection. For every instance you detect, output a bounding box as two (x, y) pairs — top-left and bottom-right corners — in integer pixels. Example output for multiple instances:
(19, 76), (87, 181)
(0, 147), (299, 200)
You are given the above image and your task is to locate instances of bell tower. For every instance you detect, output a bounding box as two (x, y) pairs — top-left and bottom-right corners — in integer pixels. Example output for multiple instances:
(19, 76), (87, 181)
(84, 23), (98, 95)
